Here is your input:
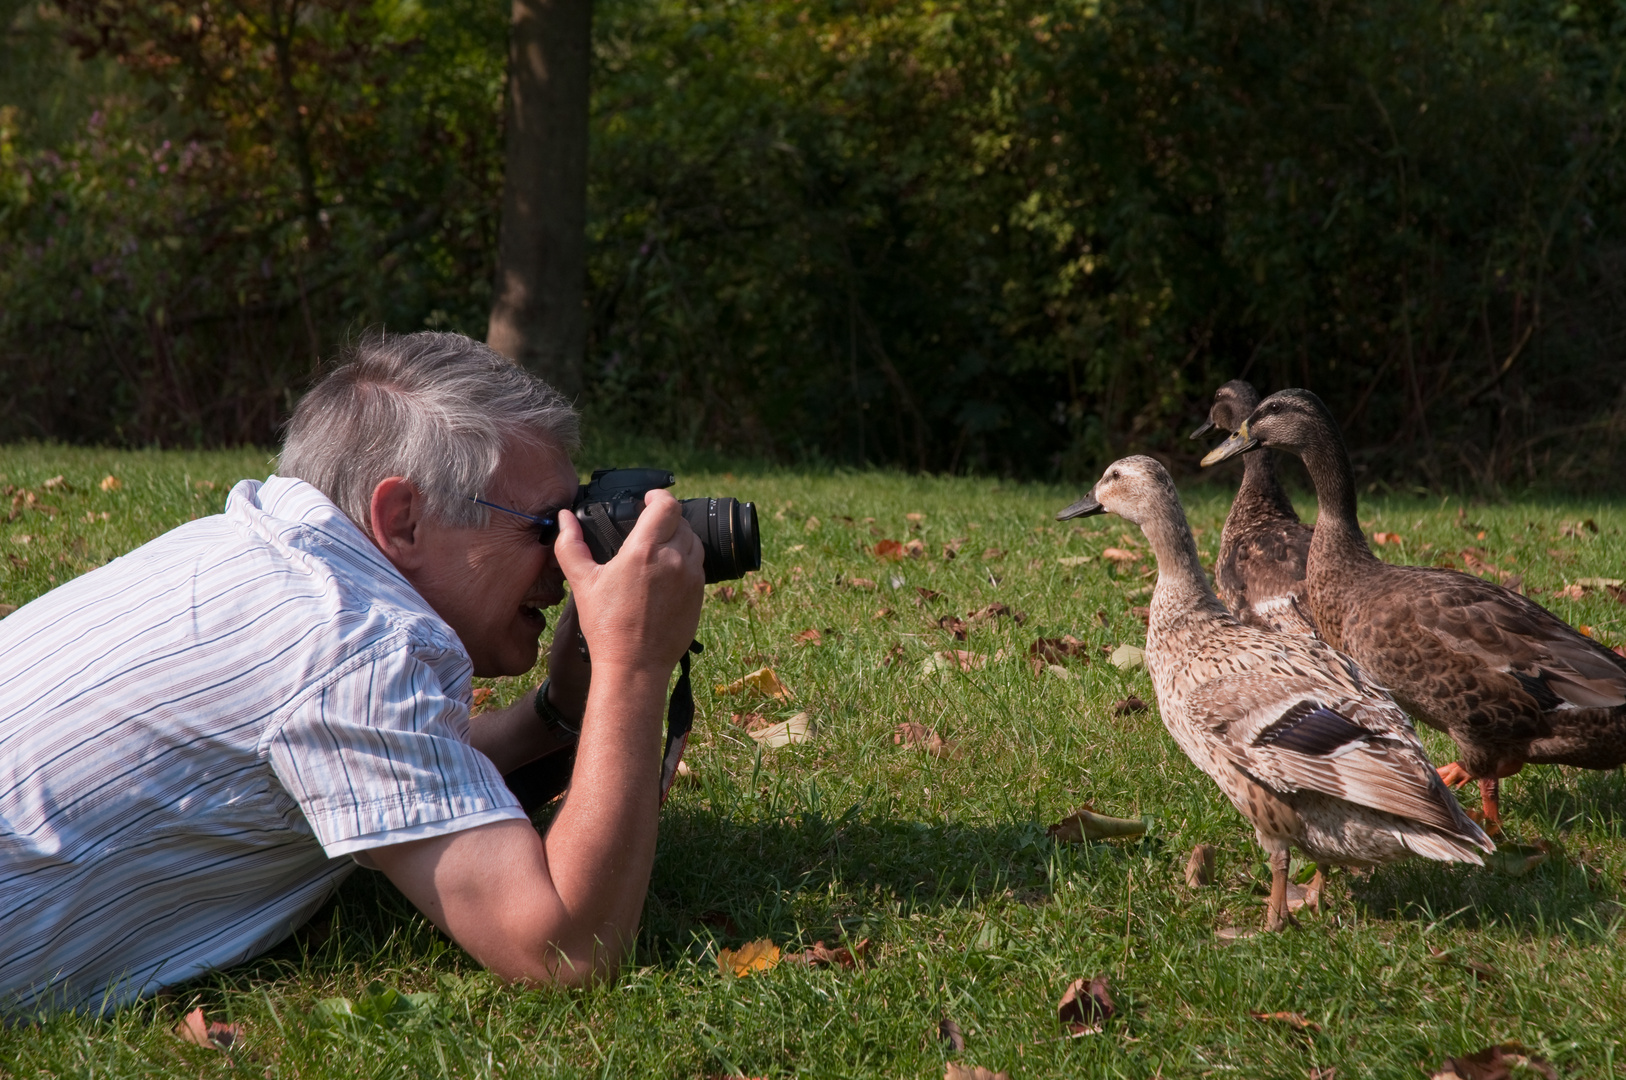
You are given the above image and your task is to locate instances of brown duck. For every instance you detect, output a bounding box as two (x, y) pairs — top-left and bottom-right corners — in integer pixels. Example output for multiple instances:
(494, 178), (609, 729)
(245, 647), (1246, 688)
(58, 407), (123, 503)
(1060, 456), (1490, 931)
(1203, 389), (1626, 833)
(1191, 380), (1317, 636)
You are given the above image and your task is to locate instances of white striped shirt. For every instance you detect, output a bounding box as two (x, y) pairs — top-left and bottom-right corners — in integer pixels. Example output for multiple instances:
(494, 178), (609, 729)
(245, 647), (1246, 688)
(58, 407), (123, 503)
(0, 476), (525, 1014)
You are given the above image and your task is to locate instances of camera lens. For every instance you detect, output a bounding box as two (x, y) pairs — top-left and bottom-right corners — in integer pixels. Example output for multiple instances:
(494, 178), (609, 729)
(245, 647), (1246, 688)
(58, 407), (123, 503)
(680, 497), (762, 583)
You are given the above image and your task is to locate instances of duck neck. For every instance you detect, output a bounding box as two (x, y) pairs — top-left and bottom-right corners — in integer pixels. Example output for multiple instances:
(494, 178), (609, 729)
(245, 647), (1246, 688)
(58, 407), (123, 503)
(1235, 449), (1300, 524)
(1296, 427), (1376, 565)
(1140, 506), (1229, 622)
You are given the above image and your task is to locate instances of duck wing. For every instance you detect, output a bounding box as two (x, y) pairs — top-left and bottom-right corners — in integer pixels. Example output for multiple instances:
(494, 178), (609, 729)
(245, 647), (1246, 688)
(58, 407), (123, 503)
(1407, 569), (1626, 711)
(1181, 659), (1474, 839)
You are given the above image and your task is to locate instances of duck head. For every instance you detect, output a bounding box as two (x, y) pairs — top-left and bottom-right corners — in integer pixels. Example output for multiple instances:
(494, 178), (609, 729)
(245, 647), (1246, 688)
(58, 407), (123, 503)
(1057, 455), (1178, 527)
(1200, 388), (1332, 467)
(1188, 379), (1262, 440)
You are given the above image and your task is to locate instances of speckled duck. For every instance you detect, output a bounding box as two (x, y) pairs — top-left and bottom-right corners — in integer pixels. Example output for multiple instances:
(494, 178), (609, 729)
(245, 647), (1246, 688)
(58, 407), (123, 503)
(1059, 456), (1492, 930)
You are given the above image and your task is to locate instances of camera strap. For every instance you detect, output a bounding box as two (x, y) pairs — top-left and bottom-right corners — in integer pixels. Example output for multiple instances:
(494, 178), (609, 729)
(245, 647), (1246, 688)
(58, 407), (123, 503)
(659, 639), (704, 804)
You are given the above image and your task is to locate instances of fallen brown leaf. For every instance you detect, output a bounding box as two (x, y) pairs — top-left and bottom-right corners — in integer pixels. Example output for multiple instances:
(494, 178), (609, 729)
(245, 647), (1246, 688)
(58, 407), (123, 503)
(1310, 1068), (1337, 1080)
(1058, 974), (1114, 1036)
(1250, 1011), (1321, 1032)
(944, 1064), (1009, 1080)
(792, 628), (823, 646)
(785, 938), (869, 969)
(874, 538), (907, 561)
(926, 649), (986, 673)
(99, 474), (121, 492)
(1553, 583), (1587, 600)
(712, 584), (738, 603)
(906, 512), (925, 524)
(938, 615), (969, 640)
(894, 722), (968, 760)
(846, 576), (878, 590)
(873, 607), (895, 620)
(1372, 531), (1402, 546)
(903, 538), (926, 558)
(939, 1017), (966, 1052)
(731, 711), (770, 732)
(718, 938), (781, 977)
(1048, 805), (1148, 842)
(1129, 606), (1151, 625)
(715, 667), (793, 701)
(173, 1007), (243, 1052)
(967, 601), (1025, 626)
(1111, 696), (1150, 716)
(980, 548), (1005, 561)
(879, 643), (907, 668)
(1185, 843), (1216, 887)
(752, 579), (773, 597)
(1430, 1043), (1556, 1080)
(943, 538), (968, 560)
(1102, 547), (1139, 563)
(803, 515), (820, 532)
(1029, 635), (1087, 666)
(1214, 926), (1257, 942)
(915, 586), (943, 604)
(469, 687), (493, 714)
(1426, 946), (1501, 981)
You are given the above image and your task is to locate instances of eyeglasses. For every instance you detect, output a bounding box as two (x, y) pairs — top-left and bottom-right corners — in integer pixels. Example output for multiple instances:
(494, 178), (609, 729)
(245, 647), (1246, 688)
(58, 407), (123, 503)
(468, 496), (562, 545)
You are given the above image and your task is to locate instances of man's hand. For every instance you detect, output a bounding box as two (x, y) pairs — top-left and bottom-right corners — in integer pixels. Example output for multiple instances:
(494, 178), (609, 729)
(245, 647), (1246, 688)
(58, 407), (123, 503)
(370, 486), (705, 987)
(552, 489), (705, 677)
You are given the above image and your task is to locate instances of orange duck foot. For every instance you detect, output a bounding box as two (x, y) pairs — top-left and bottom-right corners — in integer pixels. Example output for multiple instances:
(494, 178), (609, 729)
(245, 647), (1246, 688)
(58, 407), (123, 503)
(1436, 761), (1473, 788)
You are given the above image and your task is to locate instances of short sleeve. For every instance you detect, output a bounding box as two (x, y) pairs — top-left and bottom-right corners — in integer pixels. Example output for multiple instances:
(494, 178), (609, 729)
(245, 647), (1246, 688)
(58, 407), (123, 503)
(265, 639), (525, 857)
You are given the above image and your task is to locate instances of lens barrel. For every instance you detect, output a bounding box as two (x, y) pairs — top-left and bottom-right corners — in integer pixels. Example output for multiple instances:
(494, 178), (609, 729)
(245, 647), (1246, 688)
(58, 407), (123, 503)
(679, 497), (761, 583)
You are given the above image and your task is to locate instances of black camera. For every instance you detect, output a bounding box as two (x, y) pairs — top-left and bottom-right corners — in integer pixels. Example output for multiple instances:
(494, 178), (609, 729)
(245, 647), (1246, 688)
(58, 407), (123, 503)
(573, 467), (761, 583)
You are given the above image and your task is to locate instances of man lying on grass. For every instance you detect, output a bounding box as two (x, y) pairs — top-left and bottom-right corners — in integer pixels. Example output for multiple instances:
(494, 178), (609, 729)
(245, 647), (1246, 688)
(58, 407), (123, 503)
(0, 331), (705, 1014)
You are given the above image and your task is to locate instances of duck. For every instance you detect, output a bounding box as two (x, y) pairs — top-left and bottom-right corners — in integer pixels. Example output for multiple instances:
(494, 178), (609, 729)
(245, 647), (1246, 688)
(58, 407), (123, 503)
(1202, 388), (1626, 834)
(1191, 380), (1317, 636)
(1059, 456), (1492, 930)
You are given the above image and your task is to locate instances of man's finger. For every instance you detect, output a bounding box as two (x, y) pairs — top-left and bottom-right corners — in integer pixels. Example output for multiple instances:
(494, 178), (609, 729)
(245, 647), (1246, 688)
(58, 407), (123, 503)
(552, 509), (598, 584)
(622, 489), (683, 548)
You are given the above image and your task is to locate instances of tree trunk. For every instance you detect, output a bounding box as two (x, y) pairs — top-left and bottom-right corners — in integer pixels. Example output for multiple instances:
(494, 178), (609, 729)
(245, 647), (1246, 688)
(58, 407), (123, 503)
(487, 0), (591, 398)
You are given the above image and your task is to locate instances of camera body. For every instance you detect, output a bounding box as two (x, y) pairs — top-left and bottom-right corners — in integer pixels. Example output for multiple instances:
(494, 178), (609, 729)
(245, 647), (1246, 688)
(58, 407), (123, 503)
(573, 468), (760, 583)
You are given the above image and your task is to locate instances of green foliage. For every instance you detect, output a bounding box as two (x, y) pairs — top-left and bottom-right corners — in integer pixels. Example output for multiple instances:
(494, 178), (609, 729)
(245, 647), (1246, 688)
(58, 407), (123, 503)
(6, 446), (1626, 1076)
(3, 0), (1626, 485)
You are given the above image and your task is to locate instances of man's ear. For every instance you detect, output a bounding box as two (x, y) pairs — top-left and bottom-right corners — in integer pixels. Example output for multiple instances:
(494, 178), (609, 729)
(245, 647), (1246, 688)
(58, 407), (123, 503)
(369, 476), (428, 569)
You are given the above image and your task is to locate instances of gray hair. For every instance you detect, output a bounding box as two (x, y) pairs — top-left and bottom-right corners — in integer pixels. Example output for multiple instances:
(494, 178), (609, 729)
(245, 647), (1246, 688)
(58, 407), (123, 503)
(279, 331), (579, 534)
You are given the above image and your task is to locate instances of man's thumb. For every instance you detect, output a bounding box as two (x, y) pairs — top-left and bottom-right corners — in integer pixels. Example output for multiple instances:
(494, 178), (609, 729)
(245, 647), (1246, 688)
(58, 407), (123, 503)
(553, 509), (597, 581)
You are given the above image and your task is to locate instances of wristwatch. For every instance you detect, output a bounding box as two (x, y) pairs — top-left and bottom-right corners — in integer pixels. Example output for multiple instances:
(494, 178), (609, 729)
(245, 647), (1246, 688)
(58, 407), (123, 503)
(534, 678), (581, 739)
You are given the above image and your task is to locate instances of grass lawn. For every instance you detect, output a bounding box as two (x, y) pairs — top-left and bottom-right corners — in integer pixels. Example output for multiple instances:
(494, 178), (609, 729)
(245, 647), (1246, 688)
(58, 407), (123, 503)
(3, 443), (1626, 1078)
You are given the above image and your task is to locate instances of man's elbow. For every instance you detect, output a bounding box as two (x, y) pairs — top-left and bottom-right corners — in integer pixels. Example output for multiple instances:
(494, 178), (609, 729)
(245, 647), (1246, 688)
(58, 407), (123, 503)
(486, 930), (626, 990)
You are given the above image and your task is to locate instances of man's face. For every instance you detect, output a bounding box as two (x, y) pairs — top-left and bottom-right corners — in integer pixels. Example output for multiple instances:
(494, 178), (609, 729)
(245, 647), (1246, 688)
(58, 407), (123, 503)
(409, 438), (579, 677)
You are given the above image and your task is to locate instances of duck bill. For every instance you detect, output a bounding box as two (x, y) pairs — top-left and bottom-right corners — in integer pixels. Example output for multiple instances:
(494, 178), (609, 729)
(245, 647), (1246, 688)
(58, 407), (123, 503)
(1199, 423), (1260, 467)
(1056, 490), (1106, 520)
(1188, 417), (1215, 440)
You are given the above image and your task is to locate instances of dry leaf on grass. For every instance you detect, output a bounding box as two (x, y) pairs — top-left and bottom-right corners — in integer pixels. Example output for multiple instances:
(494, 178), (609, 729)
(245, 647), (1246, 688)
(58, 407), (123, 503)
(1310, 1069), (1338, 1080)
(1185, 844), (1216, 887)
(1058, 554), (1093, 566)
(915, 586), (943, 604)
(879, 643), (907, 668)
(873, 607), (894, 620)
(469, 687), (493, 714)
(945, 1064), (1010, 1080)
(1102, 547), (1139, 563)
(922, 650), (986, 675)
(714, 667), (793, 701)
(1250, 1010), (1321, 1032)
(967, 601), (1025, 626)
(731, 711), (769, 732)
(1426, 946), (1501, 981)
(712, 584), (738, 603)
(718, 938), (781, 977)
(1214, 926), (1257, 942)
(943, 538), (968, 559)
(845, 576), (878, 591)
(980, 548), (1005, 561)
(1112, 695), (1149, 716)
(173, 1007), (244, 1052)
(793, 628), (823, 646)
(938, 614), (969, 640)
(1058, 974), (1115, 1036)
(1129, 605), (1151, 625)
(803, 515), (821, 532)
(1028, 635), (1087, 673)
(748, 712), (814, 748)
(99, 475), (121, 492)
(752, 579), (773, 597)
(1110, 644), (1146, 670)
(906, 512), (925, 524)
(874, 539), (907, 561)
(1048, 805), (1148, 842)
(894, 722), (968, 760)
(939, 1018), (966, 1051)
(784, 938), (870, 969)
(1372, 531), (1403, 546)
(1429, 1043), (1557, 1080)
(903, 538), (926, 558)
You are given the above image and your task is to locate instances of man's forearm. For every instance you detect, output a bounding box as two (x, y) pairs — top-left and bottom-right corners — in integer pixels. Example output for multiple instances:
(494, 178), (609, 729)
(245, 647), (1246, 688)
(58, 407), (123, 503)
(537, 663), (670, 973)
